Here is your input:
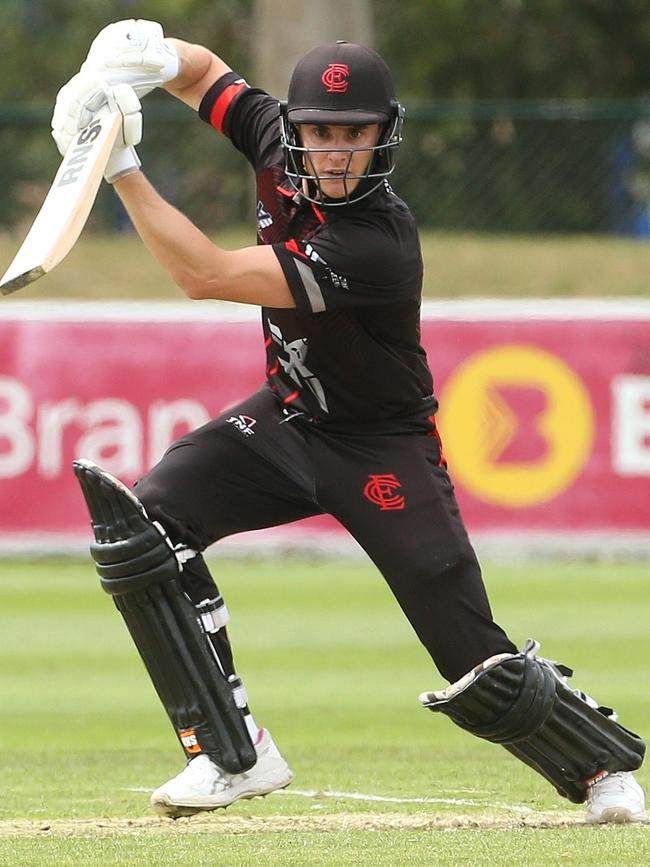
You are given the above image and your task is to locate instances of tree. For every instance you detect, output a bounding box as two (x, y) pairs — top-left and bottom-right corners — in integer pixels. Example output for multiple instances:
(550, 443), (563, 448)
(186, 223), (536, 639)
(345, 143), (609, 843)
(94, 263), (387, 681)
(374, 0), (650, 99)
(252, 0), (373, 97)
(0, 0), (252, 101)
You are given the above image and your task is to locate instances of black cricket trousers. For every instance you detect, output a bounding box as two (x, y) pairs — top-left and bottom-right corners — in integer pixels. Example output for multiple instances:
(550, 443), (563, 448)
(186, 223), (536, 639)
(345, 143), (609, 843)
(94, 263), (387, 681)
(135, 386), (516, 683)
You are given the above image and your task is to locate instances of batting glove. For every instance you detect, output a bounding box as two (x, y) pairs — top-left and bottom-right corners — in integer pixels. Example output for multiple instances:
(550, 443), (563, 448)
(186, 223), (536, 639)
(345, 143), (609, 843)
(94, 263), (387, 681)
(51, 74), (142, 183)
(51, 72), (108, 156)
(80, 19), (180, 98)
(104, 83), (142, 184)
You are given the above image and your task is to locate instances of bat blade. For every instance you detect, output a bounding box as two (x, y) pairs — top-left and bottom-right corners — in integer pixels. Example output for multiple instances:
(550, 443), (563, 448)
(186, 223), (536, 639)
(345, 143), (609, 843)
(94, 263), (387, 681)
(0, 111), (122, 296)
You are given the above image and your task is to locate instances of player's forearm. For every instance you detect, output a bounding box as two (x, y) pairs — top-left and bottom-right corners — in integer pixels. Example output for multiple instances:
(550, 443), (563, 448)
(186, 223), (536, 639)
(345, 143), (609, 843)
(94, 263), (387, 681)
(113, 171), (228, 296)
(113, 171), (294, 308)
(163, 40), (231, 109)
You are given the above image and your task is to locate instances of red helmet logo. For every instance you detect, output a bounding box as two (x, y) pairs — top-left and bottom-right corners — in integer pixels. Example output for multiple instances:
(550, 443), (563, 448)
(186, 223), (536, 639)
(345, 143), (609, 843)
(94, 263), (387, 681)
(321, 63), (350, 93)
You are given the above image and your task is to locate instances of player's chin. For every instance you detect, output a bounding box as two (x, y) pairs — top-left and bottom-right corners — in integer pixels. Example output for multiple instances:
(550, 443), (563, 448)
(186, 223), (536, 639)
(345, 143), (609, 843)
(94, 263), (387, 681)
(320, 177), (359, 199)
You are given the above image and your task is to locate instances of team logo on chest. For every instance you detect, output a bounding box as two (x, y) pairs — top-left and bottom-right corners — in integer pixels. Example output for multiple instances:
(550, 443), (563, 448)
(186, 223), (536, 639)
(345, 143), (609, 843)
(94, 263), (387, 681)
(256, 200), (274, 231)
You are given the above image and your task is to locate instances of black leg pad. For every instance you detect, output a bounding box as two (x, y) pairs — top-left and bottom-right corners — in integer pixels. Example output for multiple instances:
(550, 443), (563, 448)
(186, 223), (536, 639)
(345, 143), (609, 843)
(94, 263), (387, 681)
(73, 459), (256, 774)
(421, 644), (645, 803)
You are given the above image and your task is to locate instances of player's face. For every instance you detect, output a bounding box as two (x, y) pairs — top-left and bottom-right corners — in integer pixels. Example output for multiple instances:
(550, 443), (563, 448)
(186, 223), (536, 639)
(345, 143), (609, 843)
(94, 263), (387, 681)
(297, 123), (381, 199)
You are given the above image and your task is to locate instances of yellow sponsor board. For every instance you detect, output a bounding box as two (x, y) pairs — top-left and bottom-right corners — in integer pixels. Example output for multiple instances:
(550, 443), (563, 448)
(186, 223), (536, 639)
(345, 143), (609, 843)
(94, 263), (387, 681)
(438, 344), (595, 507)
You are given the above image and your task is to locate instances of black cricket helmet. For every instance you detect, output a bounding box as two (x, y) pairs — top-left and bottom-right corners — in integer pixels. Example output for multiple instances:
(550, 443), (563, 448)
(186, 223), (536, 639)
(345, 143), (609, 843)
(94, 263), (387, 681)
(280, 41), (404, 205)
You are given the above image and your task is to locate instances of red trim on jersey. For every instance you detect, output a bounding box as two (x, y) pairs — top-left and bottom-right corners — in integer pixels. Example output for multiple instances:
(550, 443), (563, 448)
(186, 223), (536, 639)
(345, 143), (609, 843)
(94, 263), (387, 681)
(267, 363), (279, 376)
(282, 390), (300, 404)
(264, 336), (273, 348)
(426, 414), (447, 467)
(310, 202), (326, 224)
(285, 239), (308, 258)
(209, 82), (247, 132)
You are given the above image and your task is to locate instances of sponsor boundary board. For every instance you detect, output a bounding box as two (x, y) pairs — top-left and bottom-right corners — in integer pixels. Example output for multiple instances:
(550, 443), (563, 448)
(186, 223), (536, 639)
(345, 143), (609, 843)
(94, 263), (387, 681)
(1, 299), (649, 555)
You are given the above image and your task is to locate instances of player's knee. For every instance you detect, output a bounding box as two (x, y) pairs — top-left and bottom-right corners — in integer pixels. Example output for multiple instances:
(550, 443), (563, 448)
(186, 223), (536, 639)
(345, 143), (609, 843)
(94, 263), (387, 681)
(132, 471), (166, 515)
(135, 474), (205, 551)
(409, 552), (480, 589)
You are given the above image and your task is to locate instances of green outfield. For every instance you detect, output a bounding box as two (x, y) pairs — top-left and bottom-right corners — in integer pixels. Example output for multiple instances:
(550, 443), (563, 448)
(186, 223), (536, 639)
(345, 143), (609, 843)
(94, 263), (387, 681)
(0, 556), (648, 865)
(2, 229), (650, 300)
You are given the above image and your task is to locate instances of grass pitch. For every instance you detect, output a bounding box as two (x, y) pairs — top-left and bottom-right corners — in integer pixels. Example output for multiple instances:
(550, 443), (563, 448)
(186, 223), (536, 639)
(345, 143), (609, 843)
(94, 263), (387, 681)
(0, 556), (648, 865)
(2, 228), (650, 301)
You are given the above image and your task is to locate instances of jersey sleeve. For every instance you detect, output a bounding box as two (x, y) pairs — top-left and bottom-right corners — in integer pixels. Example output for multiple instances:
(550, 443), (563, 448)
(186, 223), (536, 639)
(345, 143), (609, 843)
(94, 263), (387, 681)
(272, 216), (423, 313)
(198, 72), (281, 169)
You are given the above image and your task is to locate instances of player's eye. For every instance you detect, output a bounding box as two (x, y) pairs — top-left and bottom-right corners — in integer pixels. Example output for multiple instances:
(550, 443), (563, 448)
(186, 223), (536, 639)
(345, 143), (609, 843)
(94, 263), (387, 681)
(348, 127), (367, 141)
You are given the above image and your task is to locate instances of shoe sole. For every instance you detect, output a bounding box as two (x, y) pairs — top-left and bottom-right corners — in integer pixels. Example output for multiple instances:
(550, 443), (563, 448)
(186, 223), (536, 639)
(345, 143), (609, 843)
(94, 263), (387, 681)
(586, 807), (648, 825)
(151, 776), (294, 819)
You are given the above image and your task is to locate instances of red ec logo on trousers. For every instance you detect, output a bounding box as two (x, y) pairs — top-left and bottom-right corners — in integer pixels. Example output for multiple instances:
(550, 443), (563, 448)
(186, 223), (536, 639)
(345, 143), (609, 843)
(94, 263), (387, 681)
(363, 474), (405, 511)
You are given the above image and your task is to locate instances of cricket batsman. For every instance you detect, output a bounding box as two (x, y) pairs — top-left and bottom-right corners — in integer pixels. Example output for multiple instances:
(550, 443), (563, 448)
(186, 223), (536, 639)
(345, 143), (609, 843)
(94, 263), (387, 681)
(51, 19), (646, 823)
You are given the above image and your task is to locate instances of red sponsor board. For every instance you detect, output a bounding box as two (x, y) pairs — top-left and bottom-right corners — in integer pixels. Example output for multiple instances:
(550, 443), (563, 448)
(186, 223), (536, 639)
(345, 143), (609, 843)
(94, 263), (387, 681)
(0, 300), (649, 544)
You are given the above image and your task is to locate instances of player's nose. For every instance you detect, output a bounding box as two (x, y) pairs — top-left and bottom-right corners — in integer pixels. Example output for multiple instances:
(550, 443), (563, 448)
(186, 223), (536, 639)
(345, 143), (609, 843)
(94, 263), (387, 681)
(326, 145), (348, 164)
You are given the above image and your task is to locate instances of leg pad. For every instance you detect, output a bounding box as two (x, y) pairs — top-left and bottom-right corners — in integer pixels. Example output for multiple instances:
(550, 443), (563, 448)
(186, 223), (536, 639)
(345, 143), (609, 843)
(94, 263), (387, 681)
(421, 642), (645, 803)
(73, 459), (256, 773)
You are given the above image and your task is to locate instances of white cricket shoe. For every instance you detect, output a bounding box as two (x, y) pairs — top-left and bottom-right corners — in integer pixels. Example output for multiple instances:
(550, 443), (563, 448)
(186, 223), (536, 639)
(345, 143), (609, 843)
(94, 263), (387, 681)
(150, 729), (293, 818)
(585, 772), (647, 824)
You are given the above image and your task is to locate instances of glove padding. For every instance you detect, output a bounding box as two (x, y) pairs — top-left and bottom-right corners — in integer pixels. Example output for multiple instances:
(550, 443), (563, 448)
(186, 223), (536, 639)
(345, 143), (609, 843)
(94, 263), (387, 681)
(104, 83), (142, 184)
(51, 75), (142, 183)
(80, 19), (180, 98)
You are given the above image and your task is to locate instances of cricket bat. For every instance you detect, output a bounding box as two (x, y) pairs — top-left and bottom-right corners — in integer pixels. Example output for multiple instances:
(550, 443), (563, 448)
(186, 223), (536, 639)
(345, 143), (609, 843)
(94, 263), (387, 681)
(0, 111), (122, 296)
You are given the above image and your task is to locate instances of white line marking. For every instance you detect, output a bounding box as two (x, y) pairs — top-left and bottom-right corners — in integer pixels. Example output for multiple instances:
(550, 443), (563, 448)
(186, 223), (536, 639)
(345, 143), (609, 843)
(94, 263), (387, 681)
(274, 788), (534, 813)
(124, 786), (533, 813)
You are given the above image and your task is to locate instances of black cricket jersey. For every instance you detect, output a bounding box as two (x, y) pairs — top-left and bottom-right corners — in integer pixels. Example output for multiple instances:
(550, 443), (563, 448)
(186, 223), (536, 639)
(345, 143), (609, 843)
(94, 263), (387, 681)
(199, 72), (436, 432)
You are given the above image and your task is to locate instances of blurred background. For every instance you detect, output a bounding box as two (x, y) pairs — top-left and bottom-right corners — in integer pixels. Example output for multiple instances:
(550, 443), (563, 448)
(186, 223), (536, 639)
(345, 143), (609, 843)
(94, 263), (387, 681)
(3, 0), (650, 241)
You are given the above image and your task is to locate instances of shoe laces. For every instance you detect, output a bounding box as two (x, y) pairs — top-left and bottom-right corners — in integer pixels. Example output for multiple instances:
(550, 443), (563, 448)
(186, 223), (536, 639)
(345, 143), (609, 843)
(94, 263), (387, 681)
(589, 772), (634, 800)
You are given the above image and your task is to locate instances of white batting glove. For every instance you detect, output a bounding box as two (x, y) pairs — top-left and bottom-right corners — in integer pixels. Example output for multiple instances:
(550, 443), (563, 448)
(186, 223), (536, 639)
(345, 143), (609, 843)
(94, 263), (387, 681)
(51, 72), (108, 156)
(104, 83), (142, 184)
(51, 74), (142, 183)
(80, 19), (180, 98)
